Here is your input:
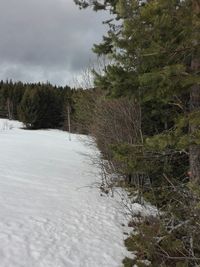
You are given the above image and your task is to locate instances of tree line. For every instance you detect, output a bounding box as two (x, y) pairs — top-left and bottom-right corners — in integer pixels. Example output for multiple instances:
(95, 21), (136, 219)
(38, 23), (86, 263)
(0, 80), (91, 131)
(74, 0), (200, 266)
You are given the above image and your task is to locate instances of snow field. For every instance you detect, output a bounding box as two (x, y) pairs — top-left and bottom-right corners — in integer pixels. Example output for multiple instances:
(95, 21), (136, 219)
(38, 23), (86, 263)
(0, 119), (129, 267)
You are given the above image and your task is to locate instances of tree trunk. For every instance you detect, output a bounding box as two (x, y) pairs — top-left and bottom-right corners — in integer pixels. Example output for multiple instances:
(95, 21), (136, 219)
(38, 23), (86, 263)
(189, 58), (200, 183)
(7, 98), (13, 120)
(67, 104), (71, 141)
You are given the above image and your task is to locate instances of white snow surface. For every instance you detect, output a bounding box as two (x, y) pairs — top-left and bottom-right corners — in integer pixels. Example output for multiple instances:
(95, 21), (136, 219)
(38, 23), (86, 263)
(0, 118), (23, 131)
(0, 119), (128, 267)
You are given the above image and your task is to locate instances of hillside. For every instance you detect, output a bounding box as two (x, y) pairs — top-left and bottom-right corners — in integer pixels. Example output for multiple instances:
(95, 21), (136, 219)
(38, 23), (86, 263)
(0, 119), (128, 267)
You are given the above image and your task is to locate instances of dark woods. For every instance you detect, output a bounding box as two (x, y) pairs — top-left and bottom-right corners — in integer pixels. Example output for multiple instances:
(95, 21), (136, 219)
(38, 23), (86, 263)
(0, 80), (80, 130)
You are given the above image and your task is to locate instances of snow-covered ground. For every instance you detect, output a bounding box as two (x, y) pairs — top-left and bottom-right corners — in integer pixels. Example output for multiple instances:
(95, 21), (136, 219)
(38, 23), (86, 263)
(0, 119), (128, 267)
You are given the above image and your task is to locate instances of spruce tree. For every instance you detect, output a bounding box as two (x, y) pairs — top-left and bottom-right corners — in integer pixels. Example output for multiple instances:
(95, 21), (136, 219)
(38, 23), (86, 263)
(18, 85), (63, 129)
(75, 0), (200, 182)
(75, 0), (200, 265)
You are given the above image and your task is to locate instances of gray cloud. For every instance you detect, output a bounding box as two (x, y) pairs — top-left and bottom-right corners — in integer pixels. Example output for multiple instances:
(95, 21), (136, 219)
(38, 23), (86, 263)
(0, 0), (107, 86)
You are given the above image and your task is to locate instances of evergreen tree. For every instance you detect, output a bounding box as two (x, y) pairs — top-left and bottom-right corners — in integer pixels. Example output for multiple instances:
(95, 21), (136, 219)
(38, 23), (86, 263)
(75, 0), (200, 182)
(18, 85), (63, 129)
(0, 81), (74, 129)
(75, 0), (200, 265)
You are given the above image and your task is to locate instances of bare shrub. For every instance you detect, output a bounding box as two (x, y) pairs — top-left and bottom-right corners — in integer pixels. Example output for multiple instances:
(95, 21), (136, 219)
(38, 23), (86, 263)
(91, 97), (141, 155)
(90, 96), (143, 193)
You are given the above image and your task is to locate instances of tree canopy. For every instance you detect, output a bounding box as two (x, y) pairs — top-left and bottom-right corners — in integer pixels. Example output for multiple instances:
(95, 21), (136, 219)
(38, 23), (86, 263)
(74, 0), (200, 265)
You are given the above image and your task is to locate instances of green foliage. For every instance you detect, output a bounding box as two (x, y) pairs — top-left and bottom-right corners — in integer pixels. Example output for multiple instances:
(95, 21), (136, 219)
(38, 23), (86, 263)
(0, 80), (74, 130)
(18, 85), (63, 129)
(72, 88), (102, 134)
(0, 80), (26, 119)
(111, 143), (145, 174)
(74, 0), (200, 266)
(122, 257), (135, 267)
(124, 206), (200, 266)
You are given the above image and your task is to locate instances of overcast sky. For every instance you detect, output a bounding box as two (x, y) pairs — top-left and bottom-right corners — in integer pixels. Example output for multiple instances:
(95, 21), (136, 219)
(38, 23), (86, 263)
(0, 0), (108, 87)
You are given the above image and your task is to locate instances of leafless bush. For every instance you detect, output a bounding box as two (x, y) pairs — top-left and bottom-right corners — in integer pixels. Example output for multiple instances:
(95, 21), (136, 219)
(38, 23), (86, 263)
(91, 97), (141, 148)
(82, 96), (148, 201)
(91, 96), (142, 176)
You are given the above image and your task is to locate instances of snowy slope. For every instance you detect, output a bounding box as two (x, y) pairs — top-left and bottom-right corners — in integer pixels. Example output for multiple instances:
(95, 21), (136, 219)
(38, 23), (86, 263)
(0, 119), (128, 267)
(0, 118), (23, 131)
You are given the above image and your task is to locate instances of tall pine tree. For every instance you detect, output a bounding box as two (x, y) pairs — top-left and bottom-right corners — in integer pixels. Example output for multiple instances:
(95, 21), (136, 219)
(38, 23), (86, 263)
(75, 0), (200, 183)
